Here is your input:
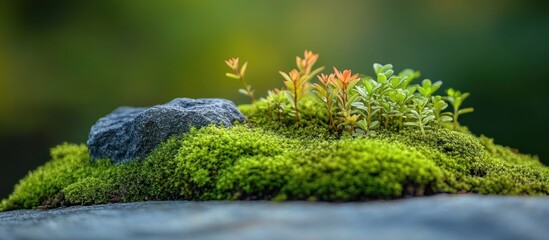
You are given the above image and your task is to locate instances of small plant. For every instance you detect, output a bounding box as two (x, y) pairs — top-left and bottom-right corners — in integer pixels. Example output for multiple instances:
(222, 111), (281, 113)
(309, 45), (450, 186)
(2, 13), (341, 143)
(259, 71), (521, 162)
(313, 73), (336, 129)
(331, 67), (361, 133)
(225, 57), (256, 103)
(431, 95), (453, 125)
(353, 78), (382, 135)
(226, 50), (474, 137)
(404, 98), (436, 135)
(446, 88), (474, 129)
(279, 69), (305, 123)
(264, 88), (290, 123)
(296, 50), (325, 78)
(279, 50), (324, 124)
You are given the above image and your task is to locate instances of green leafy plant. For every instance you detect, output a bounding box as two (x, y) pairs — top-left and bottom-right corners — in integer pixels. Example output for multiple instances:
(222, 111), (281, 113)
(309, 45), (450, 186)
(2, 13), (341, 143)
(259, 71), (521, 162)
(431, 95), (453, 125)
(225, 57), (256, 103)
(404, 98), (436, 135)
(353, 78), (382, 135)
(263, 88), (291, 123)
(446, 88), (474, 129)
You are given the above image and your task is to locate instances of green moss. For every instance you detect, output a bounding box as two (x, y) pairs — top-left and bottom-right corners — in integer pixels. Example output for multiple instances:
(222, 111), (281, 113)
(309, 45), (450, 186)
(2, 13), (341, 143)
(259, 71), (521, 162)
(63, 177), (111, 205)
(1, 106), (548, 211)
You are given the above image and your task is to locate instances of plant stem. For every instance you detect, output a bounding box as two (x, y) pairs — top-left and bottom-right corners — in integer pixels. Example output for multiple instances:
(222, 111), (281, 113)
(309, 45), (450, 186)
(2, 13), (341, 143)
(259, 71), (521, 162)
(327, 100), (335, 130)
(366, 103), (372, 132)
(293, 81), (300, 124)
(453, 109), (458, 130)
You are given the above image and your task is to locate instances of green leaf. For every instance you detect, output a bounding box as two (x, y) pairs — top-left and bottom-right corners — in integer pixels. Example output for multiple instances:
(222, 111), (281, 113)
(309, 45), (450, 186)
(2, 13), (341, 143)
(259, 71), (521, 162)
(441, 116), (453, 122)
(422, 115), (435, 124)
(377, 73), (387, 83)
(355, 86), (367, 98)
(279, 71), (292, 82)
(240, 62), (248, 77)
(356, 120), (368, 130)
(409, 110), (420, 117)
(418, 88), (426, 96)
(238, 89), (249, 96)
(309, 66), (325, 79)
(373, 63), (383, 74)
(370, 121), (380, 129)
(226, 73), (240, 79)
(381, 64), (393, 73)
(285, 91), (295, 107)
(391, 76), (401, 87)
(447, 88), (455, 97)
(460, 92), (470, 101)
(458, 107), (474, 115)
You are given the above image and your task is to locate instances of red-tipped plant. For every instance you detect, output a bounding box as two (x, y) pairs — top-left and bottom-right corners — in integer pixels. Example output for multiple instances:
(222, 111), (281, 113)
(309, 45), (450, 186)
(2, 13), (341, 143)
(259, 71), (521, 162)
(296, 50), (324, 78)
(331, 67), (361, 133)
(332, 67), (360, 113)
(279, 50), (325, 124)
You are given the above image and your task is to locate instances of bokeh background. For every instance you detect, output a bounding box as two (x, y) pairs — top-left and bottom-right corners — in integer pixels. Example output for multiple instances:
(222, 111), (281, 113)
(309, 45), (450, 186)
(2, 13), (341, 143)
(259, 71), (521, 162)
(1, 0), (548, 199)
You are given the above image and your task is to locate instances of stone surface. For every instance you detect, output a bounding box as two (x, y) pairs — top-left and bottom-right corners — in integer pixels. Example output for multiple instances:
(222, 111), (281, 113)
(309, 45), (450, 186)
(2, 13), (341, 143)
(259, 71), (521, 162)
(87, 98), (245, 163)
(1, 195), (548, 240)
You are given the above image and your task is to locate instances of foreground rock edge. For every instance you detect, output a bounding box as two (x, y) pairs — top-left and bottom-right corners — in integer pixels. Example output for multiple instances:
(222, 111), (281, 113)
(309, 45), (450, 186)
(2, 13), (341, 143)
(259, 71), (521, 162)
(1, 195), (548, 240)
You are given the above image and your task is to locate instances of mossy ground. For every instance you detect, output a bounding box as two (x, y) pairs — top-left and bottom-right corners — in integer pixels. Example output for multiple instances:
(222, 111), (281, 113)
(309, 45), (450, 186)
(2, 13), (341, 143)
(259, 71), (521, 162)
(1, 101), (548, 211)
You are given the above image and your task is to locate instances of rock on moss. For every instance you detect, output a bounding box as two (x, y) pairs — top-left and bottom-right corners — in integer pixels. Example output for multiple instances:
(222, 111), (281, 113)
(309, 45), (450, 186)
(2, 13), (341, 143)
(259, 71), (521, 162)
(87, 98), (245, 163)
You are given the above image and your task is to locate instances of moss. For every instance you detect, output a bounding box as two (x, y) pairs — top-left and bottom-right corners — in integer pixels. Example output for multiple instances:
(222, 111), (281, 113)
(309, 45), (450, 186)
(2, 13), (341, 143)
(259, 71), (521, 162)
(1, 108), (548, 211)
(63, 177), (111, 205)
(1, 144), (91, 210)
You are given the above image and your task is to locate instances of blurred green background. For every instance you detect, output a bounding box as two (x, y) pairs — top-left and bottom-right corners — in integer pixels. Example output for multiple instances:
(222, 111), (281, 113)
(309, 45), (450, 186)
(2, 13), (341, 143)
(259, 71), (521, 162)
(1, 0), (548, 199)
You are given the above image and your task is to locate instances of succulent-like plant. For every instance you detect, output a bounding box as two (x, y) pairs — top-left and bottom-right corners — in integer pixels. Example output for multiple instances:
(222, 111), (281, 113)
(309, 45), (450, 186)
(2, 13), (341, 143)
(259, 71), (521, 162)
(353, 79), (382, 134)
(431, 95), (453, 125)
(446, 88), (474, 129)
(225, 57), (256, 103)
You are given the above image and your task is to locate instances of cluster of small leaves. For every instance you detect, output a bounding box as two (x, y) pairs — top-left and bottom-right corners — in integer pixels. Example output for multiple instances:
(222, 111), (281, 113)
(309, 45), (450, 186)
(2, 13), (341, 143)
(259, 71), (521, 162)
(230, 51), (474, 136)
(348, 63), (474, 136)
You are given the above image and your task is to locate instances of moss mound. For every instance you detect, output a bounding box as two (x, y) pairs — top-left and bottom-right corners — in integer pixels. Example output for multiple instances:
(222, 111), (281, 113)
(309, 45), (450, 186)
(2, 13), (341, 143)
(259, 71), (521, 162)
(3, 55), (546, 211)
(1, 115), (548, 211)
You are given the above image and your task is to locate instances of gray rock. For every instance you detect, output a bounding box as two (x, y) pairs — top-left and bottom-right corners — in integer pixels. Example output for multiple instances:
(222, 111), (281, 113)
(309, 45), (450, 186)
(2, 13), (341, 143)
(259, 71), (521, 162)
(87, 98), (245, 163)
(1, 195), (548, 240)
